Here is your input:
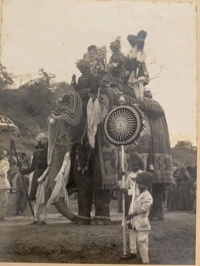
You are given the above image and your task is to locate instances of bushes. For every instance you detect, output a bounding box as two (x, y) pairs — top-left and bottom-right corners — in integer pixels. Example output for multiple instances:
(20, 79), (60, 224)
(21, 83), (53, 117)
(0, 85), (53, 136)
(0, 81), (72, 137)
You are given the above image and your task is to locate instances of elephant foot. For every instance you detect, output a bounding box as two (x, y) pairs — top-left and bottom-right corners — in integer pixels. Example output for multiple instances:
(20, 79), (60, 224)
(156, 215), (164, 221)
(150, 215), (164, 221)
(75, 215), (92, 225)
(90, 220), (96, 225)
(71, 217), (77, 224)
(93, 216), (111, 225)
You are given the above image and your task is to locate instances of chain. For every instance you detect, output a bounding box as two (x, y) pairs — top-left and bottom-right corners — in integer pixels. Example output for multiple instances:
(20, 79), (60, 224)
(76, 147), (91, 175)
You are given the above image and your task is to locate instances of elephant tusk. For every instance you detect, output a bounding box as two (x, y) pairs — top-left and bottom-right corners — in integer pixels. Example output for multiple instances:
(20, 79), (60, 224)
(47, 152), (71, 208)
(37, 167), (50, 183)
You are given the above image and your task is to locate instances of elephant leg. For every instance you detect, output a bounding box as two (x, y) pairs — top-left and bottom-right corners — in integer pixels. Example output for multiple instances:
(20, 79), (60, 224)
(117, 192), (131, 215)
(93, 189), (111, 225)
(91, 142), (111, 225)
(75, 174), (93, 225)
(150, 183), (165, 221)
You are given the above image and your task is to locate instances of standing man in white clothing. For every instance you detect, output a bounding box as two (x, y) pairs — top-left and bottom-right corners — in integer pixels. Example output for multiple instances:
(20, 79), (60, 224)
(0, 149), (10, 221)
(121, 172), (153, 264)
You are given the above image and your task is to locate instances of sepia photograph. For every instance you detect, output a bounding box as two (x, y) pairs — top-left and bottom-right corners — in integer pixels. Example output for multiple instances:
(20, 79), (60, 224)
(0, 0), (198, 264)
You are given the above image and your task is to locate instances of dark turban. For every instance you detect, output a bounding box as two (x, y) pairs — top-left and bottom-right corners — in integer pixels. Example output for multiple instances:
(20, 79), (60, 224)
(87, 45), (97, 52)
(136, 172), (154, 185)
(127, 35), (137, 47)
(129, 151), (145, 171)
(76, 59), (91, 70)
(110, 38), (121, 49)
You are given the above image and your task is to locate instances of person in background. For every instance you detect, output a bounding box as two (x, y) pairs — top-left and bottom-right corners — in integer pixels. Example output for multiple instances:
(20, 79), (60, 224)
(176, 166), (192, 210)
(0, 149), (10, 221)
(14, 152), (30, 215)
(15, 171), (29, 215)
(20, 153), (30, 169)
(7, 155), (18, 194)
(4, 150), (8, 160)
(119, 152), (145, 216)
(192, 181), (196, 213)
(167, 183), (179, 211)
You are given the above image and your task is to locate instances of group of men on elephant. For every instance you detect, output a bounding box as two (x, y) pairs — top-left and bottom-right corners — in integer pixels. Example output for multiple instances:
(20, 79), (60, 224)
(24, 30), (174, 226)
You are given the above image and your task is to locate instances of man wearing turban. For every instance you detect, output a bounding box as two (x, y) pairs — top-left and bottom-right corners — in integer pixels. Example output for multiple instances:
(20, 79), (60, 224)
(71, 59), (97, 110)
(124, 31), (149, 101)
(107, 37), (125, 79)
(21, 133), (48, 224)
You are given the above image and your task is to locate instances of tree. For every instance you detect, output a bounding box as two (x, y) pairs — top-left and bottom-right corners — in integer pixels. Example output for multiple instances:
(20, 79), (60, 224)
(0, 64), (14, 89)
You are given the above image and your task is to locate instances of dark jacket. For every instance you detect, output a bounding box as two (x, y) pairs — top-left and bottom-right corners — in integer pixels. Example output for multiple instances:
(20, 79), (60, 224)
(21, 148), (47, 200)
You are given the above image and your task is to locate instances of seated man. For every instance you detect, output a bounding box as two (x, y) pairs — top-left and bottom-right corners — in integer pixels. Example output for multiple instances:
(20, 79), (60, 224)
(107, 37), (125, 79)
(71, 59), (97, 106)
(84, 45), (105, 76)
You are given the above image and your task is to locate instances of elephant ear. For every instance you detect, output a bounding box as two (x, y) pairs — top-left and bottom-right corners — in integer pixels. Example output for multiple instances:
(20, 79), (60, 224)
(50, 91), (82, 126)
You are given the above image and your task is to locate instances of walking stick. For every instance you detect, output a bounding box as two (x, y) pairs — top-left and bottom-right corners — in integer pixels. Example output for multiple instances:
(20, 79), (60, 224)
(121, 144), (128, 258)
(7, 124), (34, 218)
(104, 45), (108, 72)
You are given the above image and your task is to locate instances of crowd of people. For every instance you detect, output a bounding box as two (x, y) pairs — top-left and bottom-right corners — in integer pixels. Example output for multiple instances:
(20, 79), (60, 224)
(165, 165), (197, 212)
(0, 149), (31, 219)
(71, 30), (149, 103)
(0, 145), (197, 221)
(0, 133), (48, 221)
(0, 142), (197, 265)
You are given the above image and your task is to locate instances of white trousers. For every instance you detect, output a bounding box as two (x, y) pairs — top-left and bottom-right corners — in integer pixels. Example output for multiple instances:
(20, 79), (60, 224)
(0, 190), (7, 218)
(129, 229), (149, 264)
(33, 202), (47, 222)
(133, 82), (144, 100)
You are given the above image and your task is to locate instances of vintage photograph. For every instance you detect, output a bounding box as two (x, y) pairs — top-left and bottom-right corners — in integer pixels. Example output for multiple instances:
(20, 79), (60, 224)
(0, 0), (197, 264)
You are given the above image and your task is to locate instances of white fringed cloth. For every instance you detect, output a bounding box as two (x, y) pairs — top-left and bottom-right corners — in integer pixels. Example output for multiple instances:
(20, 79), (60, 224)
(87, 97), (102, 149)
(47, 152), (71, 208)
(35, 152), (71, 211)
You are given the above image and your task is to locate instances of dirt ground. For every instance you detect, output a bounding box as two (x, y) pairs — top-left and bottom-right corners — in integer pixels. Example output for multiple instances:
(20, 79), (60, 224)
(0, 194), (196, 264)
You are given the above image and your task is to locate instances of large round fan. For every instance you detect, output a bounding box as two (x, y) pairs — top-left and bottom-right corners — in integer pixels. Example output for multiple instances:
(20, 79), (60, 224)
(104, 104), (146, 148)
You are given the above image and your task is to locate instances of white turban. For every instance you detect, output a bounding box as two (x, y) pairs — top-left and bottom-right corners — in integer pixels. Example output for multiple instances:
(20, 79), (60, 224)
(36, 133), (48, 145)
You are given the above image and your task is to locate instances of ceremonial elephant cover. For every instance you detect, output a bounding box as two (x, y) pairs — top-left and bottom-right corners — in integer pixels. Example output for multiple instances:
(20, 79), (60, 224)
(98, 101), (174, 188)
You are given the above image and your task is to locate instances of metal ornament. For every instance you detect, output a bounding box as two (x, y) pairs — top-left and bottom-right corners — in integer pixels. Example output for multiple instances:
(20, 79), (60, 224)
(104, 104), (146, 150)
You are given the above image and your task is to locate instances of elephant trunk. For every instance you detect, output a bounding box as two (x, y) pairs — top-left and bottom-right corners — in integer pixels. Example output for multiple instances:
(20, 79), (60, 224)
(48, 139), (76, 221)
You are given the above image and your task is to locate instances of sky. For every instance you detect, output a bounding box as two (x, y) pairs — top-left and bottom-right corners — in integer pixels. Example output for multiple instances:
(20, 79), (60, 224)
(0, 0), (197, 147)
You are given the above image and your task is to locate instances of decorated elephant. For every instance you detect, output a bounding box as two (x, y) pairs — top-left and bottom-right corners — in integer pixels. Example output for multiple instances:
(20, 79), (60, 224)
(43, 73), (173, 224)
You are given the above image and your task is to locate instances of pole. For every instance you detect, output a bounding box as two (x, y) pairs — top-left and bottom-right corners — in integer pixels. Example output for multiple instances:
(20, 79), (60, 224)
(7, 124), (34, 218)
(121, 144), (127, 257)
(104, 45), (108, 72)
